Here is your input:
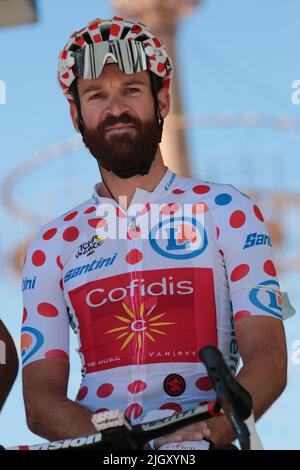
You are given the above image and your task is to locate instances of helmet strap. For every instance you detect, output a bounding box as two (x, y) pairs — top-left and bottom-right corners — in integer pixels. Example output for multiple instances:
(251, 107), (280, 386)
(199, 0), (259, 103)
(70, 81), (85, 136)
(149, 72), (164, 143)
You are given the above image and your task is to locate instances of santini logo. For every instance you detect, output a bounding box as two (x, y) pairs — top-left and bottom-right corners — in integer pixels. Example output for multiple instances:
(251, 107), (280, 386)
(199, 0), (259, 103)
(243, 232), (272, 249)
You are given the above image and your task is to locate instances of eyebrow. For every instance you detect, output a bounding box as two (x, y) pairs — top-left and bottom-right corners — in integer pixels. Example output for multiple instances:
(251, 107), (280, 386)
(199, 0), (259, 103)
(81, 79), (147, 95)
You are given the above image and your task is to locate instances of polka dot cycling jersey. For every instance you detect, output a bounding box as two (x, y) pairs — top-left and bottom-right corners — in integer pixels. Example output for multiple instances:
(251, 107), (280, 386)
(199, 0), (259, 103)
(21, 169), (283, 424)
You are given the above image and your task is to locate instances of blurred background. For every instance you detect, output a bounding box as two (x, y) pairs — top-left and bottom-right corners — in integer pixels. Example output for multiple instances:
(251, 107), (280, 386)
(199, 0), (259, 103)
(0, 0), (299, 449)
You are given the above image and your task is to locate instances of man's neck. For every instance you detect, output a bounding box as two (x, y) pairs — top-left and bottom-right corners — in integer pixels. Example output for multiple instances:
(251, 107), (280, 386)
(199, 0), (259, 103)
(97, 151), (168, 210)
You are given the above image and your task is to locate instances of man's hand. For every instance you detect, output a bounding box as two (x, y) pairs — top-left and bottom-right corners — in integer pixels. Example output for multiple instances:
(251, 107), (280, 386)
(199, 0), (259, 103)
(153, 415), (235, 449)
(155, 316), (287, 450)
(153, 421), (211, 449)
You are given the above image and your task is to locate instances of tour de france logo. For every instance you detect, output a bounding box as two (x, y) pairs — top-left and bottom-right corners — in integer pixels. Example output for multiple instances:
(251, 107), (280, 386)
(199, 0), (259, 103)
(149, 216), (207, 260)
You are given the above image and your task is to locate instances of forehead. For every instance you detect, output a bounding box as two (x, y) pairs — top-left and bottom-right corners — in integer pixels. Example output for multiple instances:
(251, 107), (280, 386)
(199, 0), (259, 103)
(77, 64), (151, 92)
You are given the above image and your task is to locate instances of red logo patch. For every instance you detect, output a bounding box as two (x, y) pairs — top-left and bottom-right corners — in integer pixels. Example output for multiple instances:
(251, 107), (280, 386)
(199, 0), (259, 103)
(164, 374), (186, 397)
(68, 267), (217, 373)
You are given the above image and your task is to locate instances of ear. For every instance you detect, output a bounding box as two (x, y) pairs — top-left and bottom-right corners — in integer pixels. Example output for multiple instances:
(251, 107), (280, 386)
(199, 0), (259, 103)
(157, 87), (171, 119)
(70, 103), (80, 133)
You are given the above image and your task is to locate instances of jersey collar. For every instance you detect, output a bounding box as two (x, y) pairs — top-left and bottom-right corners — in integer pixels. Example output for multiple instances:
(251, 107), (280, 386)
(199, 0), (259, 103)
(92, 168), (177, 206)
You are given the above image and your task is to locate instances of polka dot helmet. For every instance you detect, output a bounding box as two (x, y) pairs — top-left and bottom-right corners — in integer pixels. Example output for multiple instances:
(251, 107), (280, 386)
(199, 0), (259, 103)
(58, 16), (173, 104)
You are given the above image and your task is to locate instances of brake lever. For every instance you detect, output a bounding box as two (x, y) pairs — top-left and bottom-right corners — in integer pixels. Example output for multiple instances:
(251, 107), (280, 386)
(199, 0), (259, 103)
(199, 345), (253, 450)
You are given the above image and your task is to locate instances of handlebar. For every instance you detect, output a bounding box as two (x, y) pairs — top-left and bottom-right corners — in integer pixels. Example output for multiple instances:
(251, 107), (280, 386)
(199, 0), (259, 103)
(2, 346), (262, 451)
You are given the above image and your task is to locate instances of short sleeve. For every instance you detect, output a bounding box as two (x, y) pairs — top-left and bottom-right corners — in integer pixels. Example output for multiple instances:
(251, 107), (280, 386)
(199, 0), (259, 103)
(21, 226), (70, 367)
(214, 186), (283, 323)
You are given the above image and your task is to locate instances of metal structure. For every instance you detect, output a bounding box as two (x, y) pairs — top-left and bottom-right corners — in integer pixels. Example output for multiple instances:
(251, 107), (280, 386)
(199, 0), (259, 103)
(113, 0), (201, 177)
(0, 0), (37, 27)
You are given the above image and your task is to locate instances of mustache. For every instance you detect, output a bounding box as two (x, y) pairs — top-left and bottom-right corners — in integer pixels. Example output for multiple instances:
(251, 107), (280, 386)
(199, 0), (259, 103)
(99, 113), (141, 132)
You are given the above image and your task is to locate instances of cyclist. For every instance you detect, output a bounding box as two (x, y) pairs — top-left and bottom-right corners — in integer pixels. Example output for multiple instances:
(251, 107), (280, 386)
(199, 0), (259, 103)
(0, 320), (18, 412)
(21, 16), (287, 450)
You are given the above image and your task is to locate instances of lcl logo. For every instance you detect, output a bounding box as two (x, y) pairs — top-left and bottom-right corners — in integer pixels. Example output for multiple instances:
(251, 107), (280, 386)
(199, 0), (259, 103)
(249, 280), (282, 319)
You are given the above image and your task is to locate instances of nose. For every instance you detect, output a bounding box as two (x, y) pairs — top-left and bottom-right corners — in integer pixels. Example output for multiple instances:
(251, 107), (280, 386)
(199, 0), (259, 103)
(103, 92), (129, 118)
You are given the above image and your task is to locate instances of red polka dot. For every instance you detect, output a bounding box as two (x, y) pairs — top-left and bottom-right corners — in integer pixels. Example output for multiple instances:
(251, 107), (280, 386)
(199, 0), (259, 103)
(43, 228), (57, 240)
(22, 307), (27, 323)
(63, 227), (79, 242)
(111, 24), (121, 36)
(77, 387), (88, 401)
(128, 380), (147, 394)
(125, 404), (143, 420)
(230, 210), (246, 228)
(84, 206), (96, 214)
(126, 249), (143, 265)
(88, 218), (107, 229)
(216, 227), (220, 239)
(230, 264), (250, 282)
(56, 255), (63, 270)
(75, 37), (85, 47)
(37, 303), (59, 318)
(234, 310), (252, 322)
(95, 408), (109, 413)
(195, 377), (213, 391)
(131, 25), (142, 34)
(116, 207), (126, 219)
(253, 205), (264, 222)
(160, 403), (182, 413)
(263, 260), (277, 277)
(192, 185), (211, 195)
(172, 188), (185, 195)
(93, 34), (102, 43)
(97, 383), (114, 398)
(63, 211), (78, 221)
(45, 350), (69, 360)
(62, 72), (69, 79)
(161, 203), (180, 215)
(89, 21), (99, 31)
(157, 62), (165, 73)
(32, 250), (46, 267)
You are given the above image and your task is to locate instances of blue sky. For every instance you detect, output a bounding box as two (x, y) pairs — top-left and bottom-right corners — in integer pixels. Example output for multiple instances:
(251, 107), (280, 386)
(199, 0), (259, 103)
(0, 0), (300, 449)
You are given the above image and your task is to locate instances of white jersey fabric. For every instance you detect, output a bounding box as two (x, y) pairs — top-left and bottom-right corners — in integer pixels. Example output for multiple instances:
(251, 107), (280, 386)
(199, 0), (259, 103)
(21, 169), (282, 428)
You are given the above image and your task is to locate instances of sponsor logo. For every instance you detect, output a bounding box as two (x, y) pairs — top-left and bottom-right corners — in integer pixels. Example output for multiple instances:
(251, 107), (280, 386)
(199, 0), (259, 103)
(21, 327), (44, 365)
(68, 268), (217, 373)
(243, 232), (272, 249)
(149, 217), (207, 260)
(249, 280), (282, 319)
(76, 234), (104, 258)
(22, 276), (37, 292)
(164, 374), (186, 397)
(13, 433), (103, 450)
(85, 275), (194, 308)
(164, 172), (176, 192)
(64, 253), (117, 283)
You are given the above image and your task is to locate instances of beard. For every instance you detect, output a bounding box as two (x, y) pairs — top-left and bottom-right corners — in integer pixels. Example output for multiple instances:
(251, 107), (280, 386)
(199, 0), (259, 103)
(82, 112), (161, 178)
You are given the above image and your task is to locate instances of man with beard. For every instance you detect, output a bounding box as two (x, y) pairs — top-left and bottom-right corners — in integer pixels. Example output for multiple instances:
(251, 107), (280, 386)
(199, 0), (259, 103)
(0, 320), (18, 412)
(21, 17), (286, 450)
